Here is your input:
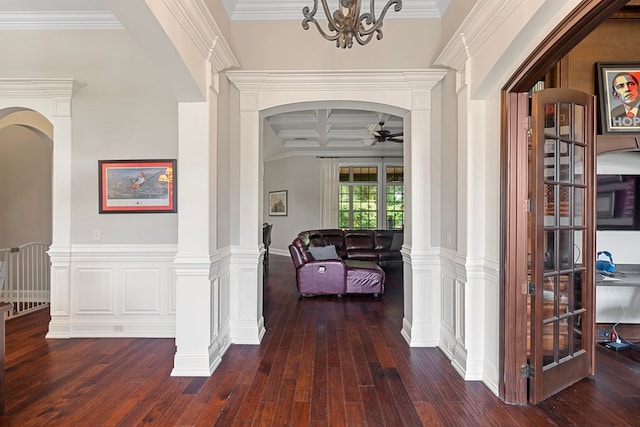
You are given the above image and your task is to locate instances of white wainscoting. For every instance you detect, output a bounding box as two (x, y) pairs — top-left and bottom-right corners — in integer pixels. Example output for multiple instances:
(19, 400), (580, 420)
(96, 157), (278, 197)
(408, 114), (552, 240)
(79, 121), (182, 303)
(439, 248), (467, 376)
(438, 248), (500, 393)
(66, 244), (178, 337)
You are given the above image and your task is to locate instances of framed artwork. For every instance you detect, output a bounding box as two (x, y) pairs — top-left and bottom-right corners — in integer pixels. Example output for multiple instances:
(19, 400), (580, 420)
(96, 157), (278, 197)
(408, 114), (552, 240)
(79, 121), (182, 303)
(98, 159), (176, 213)
(269, 190), (287, 216)
(596, 62), (640, 134)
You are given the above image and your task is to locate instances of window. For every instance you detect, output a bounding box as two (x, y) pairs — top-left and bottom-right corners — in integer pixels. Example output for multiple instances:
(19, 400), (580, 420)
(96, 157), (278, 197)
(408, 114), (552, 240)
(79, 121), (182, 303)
(338, 164), (404, 230)
(386, 166), (404, 229)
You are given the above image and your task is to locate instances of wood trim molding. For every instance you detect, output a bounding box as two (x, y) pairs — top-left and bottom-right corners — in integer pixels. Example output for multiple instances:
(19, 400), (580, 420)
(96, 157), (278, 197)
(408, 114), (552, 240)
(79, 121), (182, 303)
(503, 0), (630, 93)
(500, 0), (629, 405)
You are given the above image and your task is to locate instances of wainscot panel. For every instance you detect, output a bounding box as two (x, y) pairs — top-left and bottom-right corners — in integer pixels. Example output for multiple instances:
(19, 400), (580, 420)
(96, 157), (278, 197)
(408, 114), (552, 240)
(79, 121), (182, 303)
(68, 244), (178, 338)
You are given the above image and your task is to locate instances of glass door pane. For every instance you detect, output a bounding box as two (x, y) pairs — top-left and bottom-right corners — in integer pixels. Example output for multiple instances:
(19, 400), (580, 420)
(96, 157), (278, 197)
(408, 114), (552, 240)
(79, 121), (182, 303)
(529, 88), (595, 403)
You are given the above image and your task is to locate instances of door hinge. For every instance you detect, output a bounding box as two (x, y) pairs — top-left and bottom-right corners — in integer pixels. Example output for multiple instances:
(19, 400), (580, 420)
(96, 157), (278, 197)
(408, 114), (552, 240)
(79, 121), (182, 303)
(524, 281), (535, 295)
(526, 116), (533, 143)
(524, 199), (535, 212)
(521, 363), (535, 378)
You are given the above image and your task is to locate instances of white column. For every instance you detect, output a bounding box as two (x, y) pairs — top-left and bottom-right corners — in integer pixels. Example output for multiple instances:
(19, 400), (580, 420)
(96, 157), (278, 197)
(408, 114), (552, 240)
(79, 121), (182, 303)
(172, 100), (219, 376)
(228, 88), (265, 344)
(403, 88), (442, 347)
(46, 101), (73, 338)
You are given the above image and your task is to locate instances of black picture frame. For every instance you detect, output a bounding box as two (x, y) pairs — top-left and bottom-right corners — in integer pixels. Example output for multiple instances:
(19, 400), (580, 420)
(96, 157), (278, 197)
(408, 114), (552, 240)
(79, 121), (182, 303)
(596, 62), (640, 134)
(98, 159), (177, 213)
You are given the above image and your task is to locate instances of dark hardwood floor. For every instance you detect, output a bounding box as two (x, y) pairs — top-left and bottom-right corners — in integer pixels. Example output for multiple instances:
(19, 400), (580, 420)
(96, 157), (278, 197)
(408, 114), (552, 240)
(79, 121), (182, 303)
(1, 255), (640, 426)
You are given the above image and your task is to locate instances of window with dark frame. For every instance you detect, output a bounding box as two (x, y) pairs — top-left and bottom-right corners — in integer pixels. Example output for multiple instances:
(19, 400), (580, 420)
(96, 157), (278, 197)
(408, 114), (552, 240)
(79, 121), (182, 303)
(338, 164), (404, 230)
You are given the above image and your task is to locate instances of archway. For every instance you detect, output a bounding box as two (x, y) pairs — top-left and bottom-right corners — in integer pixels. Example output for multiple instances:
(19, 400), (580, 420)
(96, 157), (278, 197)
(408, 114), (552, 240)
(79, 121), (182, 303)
(0, 109), (53, 247)
(0, 78), (83, 337)
(226, 69), (447, 349)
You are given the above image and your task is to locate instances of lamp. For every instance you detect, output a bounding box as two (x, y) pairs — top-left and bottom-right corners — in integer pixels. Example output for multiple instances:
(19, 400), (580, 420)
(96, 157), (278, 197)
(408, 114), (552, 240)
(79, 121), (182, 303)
(302, 0), (402, 49)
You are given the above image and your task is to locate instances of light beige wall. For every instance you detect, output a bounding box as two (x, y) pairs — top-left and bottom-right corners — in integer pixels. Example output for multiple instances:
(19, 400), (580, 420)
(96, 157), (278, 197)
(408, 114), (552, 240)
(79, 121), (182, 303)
(216, 75), (233, 248)
(0, 125), (52, 248)
(441, 0), (477, 48)
(439, 70), (458, 250)
(205, 0), (231, 40)
(0, 29), (178, 245)
(230, 19), (441, 69)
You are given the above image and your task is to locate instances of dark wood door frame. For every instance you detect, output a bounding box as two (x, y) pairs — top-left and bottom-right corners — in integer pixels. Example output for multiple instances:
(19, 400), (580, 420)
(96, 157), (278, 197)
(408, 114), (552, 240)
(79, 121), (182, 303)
(500, 0), (630, 404)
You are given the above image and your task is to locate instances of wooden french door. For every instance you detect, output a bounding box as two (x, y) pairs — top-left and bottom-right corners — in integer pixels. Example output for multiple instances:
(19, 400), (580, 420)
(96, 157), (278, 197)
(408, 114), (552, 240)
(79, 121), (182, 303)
(528, 88), (596, 403)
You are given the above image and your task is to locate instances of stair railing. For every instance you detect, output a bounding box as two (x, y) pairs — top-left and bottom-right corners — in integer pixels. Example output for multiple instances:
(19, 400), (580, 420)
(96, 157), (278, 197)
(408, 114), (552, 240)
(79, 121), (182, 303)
(0, 242), (51, 318)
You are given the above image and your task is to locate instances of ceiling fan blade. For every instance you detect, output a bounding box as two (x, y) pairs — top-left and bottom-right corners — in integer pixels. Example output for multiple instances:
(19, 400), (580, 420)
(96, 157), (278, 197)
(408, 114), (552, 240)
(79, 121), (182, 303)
(386, 132), (403, 138)
(387, 138), (403, 143)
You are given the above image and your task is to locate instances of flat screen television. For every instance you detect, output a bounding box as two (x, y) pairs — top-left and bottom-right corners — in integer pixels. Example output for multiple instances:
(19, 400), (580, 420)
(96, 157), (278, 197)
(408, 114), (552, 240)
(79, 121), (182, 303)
(597, 175), (640, 229)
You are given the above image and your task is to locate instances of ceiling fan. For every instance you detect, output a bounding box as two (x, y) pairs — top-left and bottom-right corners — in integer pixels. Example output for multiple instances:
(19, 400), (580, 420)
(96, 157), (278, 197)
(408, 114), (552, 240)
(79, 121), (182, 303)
(371, 121), (403, 144)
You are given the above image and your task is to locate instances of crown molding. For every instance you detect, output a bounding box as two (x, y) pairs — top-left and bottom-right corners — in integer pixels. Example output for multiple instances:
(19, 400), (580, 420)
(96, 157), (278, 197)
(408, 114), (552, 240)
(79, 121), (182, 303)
(227, 69), (447, 93)
(0, 11), (121, 29)
(0, 78), (85, 99)
(225, 0), (448, 21)
(435, 0), (528, 71)
(163, 0), (238, 72)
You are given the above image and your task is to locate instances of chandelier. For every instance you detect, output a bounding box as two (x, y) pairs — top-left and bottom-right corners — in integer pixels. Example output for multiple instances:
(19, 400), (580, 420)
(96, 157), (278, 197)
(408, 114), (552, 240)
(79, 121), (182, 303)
(302, 0), (403, 49)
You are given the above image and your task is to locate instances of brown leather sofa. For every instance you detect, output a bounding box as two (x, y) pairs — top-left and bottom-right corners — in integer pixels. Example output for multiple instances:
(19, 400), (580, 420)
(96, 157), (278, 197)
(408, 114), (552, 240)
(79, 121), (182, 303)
(292, 229), (403, 268)
(288, 229), (403, 298)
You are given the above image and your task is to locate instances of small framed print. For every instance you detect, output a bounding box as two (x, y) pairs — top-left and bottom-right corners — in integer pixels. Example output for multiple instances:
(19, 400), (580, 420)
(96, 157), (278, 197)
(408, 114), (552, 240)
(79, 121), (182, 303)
(269, 190), (287, 216)
(99, 159), (176, 213)
(596, 62), (640, 134)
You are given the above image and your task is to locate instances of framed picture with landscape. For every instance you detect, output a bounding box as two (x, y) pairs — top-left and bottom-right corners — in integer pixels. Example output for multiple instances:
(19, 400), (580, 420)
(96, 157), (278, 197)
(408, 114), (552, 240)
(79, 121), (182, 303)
(596, 62), (640, 134)
(99, 159), (176, 213)
(269, 190), (287, 216)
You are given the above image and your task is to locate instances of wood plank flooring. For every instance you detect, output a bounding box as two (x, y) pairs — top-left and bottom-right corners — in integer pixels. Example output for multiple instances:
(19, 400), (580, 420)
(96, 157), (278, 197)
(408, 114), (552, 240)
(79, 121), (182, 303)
(1, 255), (640, 426)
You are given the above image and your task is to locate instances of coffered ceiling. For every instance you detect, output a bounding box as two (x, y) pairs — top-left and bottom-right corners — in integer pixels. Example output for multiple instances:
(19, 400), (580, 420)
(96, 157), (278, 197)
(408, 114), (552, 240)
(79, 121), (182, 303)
(264, 108), (404, 159)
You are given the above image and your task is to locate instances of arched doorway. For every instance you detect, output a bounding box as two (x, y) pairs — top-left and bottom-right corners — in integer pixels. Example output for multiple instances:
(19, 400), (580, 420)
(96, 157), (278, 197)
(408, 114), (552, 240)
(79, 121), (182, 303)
(0, 78), (82, 337)
(226, 69), (447, 349)
(0, 109), (53, 247)
(260, 101), (406, 250)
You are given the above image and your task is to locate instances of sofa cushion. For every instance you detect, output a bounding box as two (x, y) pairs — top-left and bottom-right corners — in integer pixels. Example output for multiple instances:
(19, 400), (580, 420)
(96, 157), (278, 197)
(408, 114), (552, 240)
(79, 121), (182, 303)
(344, 230), (374, 250)
(378, 250), (402, 261)
(346, 250), (378, 262)
(308, 244), (340, 260)
(320, 229), (346, 250)
(390, 232), (403, 251)
(374, 230), (394, 250)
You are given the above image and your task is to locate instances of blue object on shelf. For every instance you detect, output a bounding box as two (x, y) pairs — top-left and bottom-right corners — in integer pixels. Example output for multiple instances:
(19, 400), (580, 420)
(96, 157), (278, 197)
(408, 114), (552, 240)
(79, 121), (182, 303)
(596, 251), (616, 273)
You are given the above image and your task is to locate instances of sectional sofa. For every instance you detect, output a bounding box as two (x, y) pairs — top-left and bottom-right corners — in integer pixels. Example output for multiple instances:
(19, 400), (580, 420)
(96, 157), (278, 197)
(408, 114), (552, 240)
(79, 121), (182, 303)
(288, 229), (403, 298)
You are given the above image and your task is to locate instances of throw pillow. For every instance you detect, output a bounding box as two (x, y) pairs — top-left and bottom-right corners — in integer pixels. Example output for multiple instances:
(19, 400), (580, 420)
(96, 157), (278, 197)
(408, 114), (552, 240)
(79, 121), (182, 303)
(390, 233), (403, 251)
(308, 245), (340, 260)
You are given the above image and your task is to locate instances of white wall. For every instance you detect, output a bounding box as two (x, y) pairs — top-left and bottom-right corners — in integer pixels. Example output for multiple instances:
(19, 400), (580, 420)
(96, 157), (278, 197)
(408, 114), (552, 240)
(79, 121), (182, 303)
(0, 29), (179, 245)
(439, 71), (458, 251)
(263, 156), (322, 253)
(0, 125), (52, 248)
(596, 152), (640, 264)
(0, 29), (180, 338)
